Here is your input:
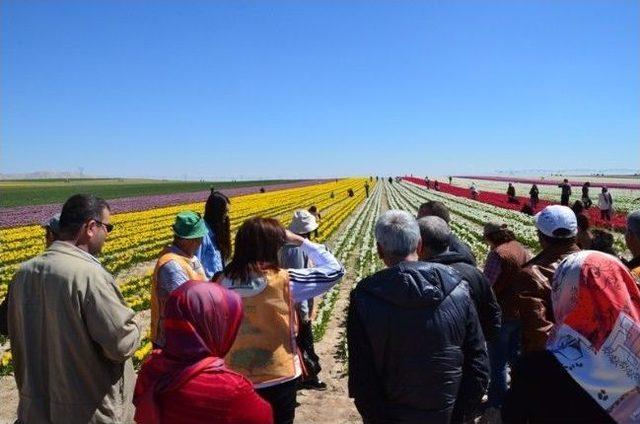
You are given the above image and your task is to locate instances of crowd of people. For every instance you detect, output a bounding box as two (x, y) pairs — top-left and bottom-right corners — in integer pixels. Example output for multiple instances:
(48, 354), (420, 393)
(349, 202), (640, 424)
(1, 184), (640, 424)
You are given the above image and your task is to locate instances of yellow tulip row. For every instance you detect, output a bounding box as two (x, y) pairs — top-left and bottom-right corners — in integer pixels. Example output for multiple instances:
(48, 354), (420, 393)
(0, 178), (369, 298)
(119, 181), (370, 314)
(0, 179), (373, 374)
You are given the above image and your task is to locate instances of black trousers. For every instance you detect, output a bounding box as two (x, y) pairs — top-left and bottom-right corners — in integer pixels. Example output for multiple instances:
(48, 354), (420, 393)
(561, 195), (570, 206)
(257, 378), (299, 424)
(297, 320), (321, 380)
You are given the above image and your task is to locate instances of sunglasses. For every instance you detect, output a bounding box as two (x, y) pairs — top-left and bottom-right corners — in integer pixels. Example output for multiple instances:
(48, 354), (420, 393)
(93, 219), (114, 233)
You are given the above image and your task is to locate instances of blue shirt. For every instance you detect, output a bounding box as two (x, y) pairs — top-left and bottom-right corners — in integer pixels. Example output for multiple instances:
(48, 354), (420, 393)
(195, 222), (224, 279)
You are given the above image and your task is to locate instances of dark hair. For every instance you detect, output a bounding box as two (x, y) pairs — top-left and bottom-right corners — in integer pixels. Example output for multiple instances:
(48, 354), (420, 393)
(538, 229), (576, 245)
(576, 214), (590, 231)
(418, 201), (450, 223)
(571, 200), (584, 216)
(58, 194), (110, 238)
(308, 205), (318, 213)
(591, 229), (616, 255)
(204, 191), (231, 261)
(520, 204), (534, 216)
(485, 229), (516, 246)
(224, 217), (286, 282)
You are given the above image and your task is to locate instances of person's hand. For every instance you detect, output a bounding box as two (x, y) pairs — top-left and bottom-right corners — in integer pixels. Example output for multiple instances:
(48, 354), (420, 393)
(285, 230), (305, 246)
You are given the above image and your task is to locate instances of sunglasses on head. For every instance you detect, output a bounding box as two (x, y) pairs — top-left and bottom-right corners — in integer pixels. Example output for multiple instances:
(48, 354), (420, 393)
(93, 219), (114, 233)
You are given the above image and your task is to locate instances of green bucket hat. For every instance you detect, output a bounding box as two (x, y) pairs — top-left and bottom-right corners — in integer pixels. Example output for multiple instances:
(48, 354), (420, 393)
(172, 211), (207, 239)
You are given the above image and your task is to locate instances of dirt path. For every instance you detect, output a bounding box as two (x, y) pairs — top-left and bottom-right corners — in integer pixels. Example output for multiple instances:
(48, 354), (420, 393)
(296, 183), (388, 423)
(294, 268), (361, 423)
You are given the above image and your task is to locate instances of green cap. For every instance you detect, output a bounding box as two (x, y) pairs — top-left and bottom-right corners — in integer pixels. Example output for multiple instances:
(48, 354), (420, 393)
(172, 211), (207, 239)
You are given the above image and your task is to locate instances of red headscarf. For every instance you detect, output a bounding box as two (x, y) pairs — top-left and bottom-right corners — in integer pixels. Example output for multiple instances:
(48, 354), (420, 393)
(133, 280), (244, 423)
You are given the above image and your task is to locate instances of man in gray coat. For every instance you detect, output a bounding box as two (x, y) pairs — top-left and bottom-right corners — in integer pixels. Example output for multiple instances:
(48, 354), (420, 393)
(8, 194), (140, 423)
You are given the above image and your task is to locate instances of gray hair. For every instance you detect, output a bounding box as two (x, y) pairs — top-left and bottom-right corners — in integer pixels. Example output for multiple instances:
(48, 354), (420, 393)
(417, 216), (451, 254)
(628, 210), (640, 239)
(375, 210), (421, 258)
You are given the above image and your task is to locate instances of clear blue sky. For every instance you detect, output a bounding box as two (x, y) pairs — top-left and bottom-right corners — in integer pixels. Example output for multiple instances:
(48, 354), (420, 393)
(2, 1), (638, 180)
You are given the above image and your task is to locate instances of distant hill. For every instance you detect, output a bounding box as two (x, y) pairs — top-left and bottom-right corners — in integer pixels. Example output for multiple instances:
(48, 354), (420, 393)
(0, 171), (95, 180)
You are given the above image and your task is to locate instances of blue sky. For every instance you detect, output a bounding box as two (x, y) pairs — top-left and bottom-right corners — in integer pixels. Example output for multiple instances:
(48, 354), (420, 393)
(2, 1), (638, 180)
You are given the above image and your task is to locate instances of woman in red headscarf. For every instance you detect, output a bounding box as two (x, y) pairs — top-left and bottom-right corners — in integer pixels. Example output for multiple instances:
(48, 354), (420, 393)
(503, 251), (640, 423)
(133, 281), (273, 424)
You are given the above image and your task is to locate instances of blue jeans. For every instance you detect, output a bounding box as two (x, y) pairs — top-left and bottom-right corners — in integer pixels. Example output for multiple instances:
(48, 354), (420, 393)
(487, 319), (521, 408)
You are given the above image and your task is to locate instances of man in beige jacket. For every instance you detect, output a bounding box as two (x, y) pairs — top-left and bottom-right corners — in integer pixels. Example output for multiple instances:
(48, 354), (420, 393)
(8, 194), (140, 423)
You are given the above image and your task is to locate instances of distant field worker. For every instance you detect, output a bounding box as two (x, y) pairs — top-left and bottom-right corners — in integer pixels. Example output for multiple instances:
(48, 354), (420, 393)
(308, 205), (322, 238)
(581, 182), (592, 209)
(507, 183), (518, 204)
(365, 182), (370, 198)
(7, 194), (140, 423)
(529, 184), (539, 209)
(470, 182), (479, 200)
(43, 212), (61, 247)
(558, 179), (571, 206)
(598, 187), (614, 221)
(219, 217), (344, 424)
(196, 191), (231, 280)
(151, 211), (207, 348)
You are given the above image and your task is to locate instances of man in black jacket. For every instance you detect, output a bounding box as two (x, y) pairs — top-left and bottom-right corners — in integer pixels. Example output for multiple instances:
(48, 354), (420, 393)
(417, 200), (476, 265)
(348, 210), (489, 424)
(418, 215), (501, 342)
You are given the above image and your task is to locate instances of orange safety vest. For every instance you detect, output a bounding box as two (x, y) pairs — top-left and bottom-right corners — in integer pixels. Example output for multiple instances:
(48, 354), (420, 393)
(225, 269), (297, 386)
(151, 246), (206, 345)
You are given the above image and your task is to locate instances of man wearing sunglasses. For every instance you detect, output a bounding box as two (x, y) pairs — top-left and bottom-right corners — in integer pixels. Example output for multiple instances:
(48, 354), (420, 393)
(6, 194), (140, 423)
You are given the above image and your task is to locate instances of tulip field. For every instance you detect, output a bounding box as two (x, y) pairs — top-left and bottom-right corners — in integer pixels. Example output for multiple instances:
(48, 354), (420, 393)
(0, 175), (634, 375)
(0, 178), (367, 298)
(452, 176), (640, 214)
(0, 178), (371, 373)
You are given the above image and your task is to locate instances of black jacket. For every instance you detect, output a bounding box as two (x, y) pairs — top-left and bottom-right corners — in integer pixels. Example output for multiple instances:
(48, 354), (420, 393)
(449, 233), (477, 266)
(348, 261), (489, 424)
(426, 251), (502, 342)
(503, 350), (614, 423)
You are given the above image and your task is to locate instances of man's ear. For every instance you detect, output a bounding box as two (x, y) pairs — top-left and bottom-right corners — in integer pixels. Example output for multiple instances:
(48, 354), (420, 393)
(85, 220), (97, 239)
(416, 238), (423, 259)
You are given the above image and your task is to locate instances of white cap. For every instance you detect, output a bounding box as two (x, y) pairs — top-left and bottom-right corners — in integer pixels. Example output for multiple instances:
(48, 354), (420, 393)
(534, 205), (577, 238)
(289, 210), (319, 235)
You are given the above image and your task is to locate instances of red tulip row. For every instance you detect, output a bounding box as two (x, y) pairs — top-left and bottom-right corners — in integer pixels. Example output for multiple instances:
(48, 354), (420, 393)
(403, 177), (627, 231)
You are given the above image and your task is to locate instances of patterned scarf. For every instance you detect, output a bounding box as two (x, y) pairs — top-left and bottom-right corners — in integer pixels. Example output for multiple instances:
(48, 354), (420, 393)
(548, 250), (640, 423)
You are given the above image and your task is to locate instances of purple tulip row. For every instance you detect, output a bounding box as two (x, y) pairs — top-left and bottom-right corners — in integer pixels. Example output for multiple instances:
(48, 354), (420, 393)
(0, 180), (326, 229)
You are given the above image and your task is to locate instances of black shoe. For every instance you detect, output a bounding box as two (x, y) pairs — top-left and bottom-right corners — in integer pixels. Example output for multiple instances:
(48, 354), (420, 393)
(301, 379), (327, 391)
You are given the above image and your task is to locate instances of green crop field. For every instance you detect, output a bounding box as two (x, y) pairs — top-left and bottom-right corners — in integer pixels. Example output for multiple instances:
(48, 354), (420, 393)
(0, 179), (298, 207)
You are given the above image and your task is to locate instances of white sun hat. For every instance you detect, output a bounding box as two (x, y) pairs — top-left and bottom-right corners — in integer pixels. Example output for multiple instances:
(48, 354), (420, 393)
(534, 205), (577, 238)
(289, 209), (319, 235)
